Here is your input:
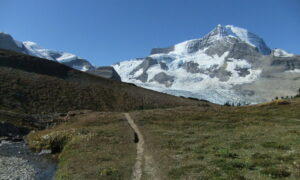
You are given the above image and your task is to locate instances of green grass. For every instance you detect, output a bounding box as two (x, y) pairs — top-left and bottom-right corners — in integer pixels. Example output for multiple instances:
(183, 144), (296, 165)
(24, 99), (300, 179)
(131, 98), (300, 179)
(27, 112), (136, 180)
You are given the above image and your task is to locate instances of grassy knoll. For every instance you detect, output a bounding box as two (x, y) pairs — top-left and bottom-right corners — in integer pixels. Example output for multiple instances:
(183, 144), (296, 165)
(131, 98), (300, 179)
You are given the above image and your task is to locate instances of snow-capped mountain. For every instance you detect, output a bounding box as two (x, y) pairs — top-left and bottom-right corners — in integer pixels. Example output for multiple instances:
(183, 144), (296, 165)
(0, 32), (94, 71)
(0, 32), (121, 81)
(113, 25), (300, 104)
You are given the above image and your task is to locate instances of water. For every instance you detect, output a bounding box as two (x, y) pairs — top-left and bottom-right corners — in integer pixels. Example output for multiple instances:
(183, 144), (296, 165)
(0, 141), (56, 180)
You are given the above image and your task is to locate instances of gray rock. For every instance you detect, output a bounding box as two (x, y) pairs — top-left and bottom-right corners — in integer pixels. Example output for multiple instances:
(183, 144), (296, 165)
(233, 55), (300, 103)
(136, 72), (149, 83)
(159, 62), (169, 70)
(150, 46), (174, 55)
(150, 72), (175, 87)
(182, 61), (201, 73)
(205, 37), (237, 57)
(181, 25), (270, 57)
(89, 66), (121, 81)
(235, 67), (250, 77)
(48, 51), (65, 60)
(0, 33), (26, 53)
(226, 41), (262, 62)
(62, 58), (94, 71)
(207, 25), (271, 55)
(0, 142), (56, 180)
(130, 57), (159, 82)
(271, 57), (300, 71)
(208, 63), (232, 82)
(130, 57), (158, 75)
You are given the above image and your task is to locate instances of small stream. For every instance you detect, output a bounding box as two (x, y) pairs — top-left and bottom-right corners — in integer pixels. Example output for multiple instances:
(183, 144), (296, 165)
(0, 140), (56, 180)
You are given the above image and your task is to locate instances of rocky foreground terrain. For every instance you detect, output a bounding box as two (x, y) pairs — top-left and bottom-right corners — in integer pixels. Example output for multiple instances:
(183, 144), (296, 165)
(0, 141), (56, 180)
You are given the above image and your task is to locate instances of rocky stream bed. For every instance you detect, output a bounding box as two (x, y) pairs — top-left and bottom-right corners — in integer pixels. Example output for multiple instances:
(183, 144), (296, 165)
(0, 140), (56, 180)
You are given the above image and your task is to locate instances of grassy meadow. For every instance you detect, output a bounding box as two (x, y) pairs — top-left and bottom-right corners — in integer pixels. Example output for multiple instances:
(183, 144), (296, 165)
(130, 98), (300, 179)
(25, 98), (300, 179)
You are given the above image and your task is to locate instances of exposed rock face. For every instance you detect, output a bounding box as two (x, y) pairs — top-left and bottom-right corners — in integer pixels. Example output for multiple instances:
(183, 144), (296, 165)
(113, 25), (300, 104)
(151, 46), (175, 55)
(89, 66), (121, 81)
(128, 57), (158, 82)
(150, 72), (175, 87)
(271, 57), (300, 71)
(62, 59), (95, 71)
(159, 62), (169, 70)
(0, 33), (26, 53)
(235, 67), (250, 77)
(226, 41), (262, 62)
(131, 57), (158, 75)
(182, 61), (201, 73)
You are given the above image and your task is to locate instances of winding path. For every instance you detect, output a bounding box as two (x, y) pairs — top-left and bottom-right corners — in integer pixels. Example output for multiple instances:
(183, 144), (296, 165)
(124, 113), (160, 180)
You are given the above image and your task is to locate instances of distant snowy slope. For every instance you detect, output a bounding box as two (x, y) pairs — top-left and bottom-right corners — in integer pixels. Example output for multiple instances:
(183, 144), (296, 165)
(22, 41), (94, 71)
(23, 41), (57, 61)
(272, 48), (294, 57)
(0, 32), (94, 71)
(0, 32), (124, 81)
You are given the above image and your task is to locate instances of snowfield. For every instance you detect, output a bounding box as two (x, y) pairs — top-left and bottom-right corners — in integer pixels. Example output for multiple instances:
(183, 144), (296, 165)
(273, 48), (294, 57)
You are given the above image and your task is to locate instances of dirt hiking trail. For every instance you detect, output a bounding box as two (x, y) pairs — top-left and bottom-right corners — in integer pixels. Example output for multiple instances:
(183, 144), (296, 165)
(124, 113), (160, 180)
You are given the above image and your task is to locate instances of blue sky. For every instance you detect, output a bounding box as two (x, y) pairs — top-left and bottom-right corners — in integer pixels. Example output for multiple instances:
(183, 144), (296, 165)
(1, 0), (299, 66)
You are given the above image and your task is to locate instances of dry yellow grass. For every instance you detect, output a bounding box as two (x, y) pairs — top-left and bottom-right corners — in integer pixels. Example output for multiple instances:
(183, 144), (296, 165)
(258, 99), (291, 106)
(27, 112), (136, 180)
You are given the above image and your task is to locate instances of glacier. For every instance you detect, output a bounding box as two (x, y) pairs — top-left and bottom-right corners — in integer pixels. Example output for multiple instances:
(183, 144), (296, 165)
(112, 24), (300, 104)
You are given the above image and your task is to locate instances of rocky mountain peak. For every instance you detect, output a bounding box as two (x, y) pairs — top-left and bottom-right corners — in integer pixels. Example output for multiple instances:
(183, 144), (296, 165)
(203, 25), (271, 55)
(0, 33), (121, 81)
(204, 24), (229, 41)
(0, 32), (26, 53)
